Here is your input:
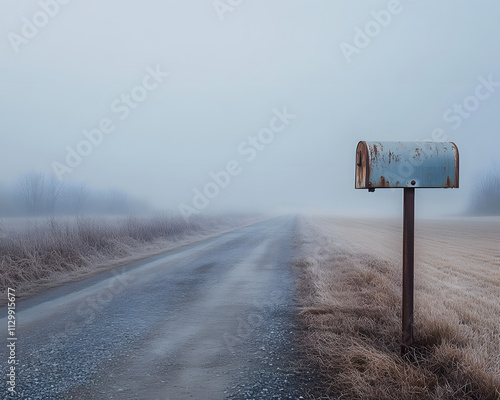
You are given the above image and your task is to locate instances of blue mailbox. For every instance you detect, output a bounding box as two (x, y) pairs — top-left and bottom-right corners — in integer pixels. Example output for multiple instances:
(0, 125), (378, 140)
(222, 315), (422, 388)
(355, 141), (459, 190)
(354, 140), (459, 355)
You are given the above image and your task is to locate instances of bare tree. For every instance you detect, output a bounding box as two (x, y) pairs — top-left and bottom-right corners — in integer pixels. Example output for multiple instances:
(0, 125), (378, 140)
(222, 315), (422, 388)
(17, 171), (45, 215)
(45, 174), (66, 215)
(470, 161), (500, 215)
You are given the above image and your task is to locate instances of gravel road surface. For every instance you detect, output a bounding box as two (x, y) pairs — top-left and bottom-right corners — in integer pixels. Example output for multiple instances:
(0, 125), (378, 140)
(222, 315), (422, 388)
(1, 216), (314, 399)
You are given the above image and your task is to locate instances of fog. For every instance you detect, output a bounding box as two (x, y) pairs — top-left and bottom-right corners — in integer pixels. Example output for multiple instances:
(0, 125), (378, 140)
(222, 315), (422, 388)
(1, 0), (499, 218)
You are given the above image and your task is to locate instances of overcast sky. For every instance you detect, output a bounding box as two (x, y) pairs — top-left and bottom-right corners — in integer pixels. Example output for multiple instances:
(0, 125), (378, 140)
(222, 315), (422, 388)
(1, 0), (499, 217)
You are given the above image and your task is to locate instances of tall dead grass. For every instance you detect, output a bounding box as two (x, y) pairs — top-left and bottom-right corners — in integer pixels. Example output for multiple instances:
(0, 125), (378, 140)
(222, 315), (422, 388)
(0, 214), (255, 300)
(295, 216), (500, 400)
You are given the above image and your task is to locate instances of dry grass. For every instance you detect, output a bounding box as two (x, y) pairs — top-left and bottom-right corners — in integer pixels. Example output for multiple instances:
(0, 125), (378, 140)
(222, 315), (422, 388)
(295, 215), (500, 399)
(0, 214), (259, 302)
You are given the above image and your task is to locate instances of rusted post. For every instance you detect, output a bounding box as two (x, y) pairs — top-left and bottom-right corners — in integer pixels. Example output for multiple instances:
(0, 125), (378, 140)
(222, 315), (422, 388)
(402, 187), (415, 355)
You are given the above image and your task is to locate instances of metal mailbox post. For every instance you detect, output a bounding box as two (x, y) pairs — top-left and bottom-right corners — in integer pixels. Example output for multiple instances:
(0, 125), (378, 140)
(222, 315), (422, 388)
(355, 141), (459, 355)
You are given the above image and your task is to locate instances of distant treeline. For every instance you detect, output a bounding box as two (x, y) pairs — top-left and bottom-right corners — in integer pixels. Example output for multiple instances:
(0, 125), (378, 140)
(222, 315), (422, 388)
(0, 171), (150, 217)
(469, 161), (500, 215)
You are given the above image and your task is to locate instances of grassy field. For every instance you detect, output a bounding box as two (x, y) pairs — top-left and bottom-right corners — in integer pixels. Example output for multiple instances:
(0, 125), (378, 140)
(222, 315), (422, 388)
(0, 214), (260, 303)
(295, 215), (500, 399)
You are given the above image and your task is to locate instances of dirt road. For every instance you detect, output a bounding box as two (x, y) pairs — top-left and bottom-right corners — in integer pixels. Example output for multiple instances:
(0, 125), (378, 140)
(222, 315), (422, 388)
(1, 216), (311, 399)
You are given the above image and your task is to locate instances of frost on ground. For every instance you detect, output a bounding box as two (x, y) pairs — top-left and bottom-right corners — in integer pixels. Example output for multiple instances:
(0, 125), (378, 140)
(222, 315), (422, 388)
(294, 215), (500, 400)
(0, 214), (262, 303)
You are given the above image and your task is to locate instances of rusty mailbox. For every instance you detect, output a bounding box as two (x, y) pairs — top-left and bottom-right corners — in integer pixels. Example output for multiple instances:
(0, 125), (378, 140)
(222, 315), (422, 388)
(355, 141), (459, 355)
(356, 141), (459, 190)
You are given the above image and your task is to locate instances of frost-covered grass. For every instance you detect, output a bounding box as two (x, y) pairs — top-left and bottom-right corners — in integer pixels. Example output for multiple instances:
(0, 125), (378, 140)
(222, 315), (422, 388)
(295, 215), (500, 400)
(0, 214), (259, 301)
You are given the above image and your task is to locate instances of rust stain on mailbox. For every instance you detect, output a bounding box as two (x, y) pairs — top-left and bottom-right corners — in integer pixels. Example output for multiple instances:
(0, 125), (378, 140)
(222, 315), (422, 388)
(355, 141), (459, 189)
